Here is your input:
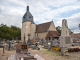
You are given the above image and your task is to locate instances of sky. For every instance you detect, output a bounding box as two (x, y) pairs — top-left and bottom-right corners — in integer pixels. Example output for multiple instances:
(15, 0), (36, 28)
(0, 0), (80, 33)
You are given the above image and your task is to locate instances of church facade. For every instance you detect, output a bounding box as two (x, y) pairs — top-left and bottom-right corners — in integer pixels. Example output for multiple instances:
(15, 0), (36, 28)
(21, 6), (60, 42)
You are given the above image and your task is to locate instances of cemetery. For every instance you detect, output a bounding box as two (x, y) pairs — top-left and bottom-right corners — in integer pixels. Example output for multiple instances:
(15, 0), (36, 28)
(0, 6), (80, 60)
(0, 19), (80, 60)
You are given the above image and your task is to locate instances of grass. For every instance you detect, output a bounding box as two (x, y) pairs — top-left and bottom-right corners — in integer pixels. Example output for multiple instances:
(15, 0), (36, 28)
(41, 49), (60, 56)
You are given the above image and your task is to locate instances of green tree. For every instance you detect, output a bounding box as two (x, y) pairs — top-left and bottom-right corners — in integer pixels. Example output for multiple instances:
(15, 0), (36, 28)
(56, 26), (73, 34)
(0, 24), (21, 41)
(56, 26), (61, 34)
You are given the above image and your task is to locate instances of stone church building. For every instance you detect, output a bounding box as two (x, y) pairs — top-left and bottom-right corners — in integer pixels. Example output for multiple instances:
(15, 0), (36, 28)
(21, 6), (60, 42)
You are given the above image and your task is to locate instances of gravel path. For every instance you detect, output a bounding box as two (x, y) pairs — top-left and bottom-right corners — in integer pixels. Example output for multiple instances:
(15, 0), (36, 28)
(0, 48), (16, 60)
(0, 45), (80, 60)
(29, 45), (80, 60)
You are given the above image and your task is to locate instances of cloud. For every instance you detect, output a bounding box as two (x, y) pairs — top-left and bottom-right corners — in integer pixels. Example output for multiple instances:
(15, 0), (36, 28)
(67, 12), (80, 32)
(0, 0), (80, 33)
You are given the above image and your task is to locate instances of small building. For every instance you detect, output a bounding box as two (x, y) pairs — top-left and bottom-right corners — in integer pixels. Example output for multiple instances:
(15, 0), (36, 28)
(70, 33), (80, 43)
(21, 6), (60, 42)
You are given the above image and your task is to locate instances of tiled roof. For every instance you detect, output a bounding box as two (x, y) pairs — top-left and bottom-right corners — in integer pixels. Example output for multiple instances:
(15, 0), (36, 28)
(46, 31), (60, 38)
(70, 33), (80, 38)
(36, 21), (52, 33)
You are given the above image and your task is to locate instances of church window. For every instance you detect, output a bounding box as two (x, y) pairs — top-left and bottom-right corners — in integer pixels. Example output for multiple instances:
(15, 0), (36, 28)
(29, 16), (31, 18)
(23, 16), (25, 18)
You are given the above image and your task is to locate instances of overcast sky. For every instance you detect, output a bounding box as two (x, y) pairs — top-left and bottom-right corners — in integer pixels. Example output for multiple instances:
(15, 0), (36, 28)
(0, 0), (80, 33)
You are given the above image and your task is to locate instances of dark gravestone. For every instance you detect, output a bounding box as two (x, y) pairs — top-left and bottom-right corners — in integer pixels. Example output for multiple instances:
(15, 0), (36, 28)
(16, 33), (39, 60)
(16, 43), (37, 60)
(0, 41), (5, 55)
(0, 41), (3, 48)
(8, 41), (11, 50)
(16, 43), (28, 53)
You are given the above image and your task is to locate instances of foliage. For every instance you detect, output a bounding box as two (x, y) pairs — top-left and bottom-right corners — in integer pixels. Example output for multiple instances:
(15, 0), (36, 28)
(68, 29), (73, 34)
(56, 26), (61, 34)
(42, 49), (59, 56)
(56, 26), (73, 34)
(0, 24), (21, 41)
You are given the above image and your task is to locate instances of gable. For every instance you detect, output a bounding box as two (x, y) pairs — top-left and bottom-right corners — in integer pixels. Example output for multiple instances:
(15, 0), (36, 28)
(48, 22), (57, 31)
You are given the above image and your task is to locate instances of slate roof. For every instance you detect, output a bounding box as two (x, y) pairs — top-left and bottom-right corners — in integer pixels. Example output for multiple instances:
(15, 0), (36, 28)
(46, 31), (60, 38)
(22, 6), (34, 23)
(70, 33), (80, 38)
(36, 21), (52, 33)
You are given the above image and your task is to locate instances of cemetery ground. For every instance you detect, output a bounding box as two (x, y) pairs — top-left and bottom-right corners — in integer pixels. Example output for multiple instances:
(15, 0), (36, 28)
(0, 45), (80, 60)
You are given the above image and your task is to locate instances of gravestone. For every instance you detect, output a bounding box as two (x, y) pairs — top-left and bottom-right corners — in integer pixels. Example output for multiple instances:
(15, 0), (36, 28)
(8, 41), (11, 50)
(43, 39), (48, 48)
(15, 42), (37, 60)
(27, 33), (32, 46)
(15, 37), (37, 60)
(59, 19), (71, 56)
(52, 39), (59, 47)
(0, 41), (4, 48)
(0, 41), (5, 55)
(16, 34), (28, 53)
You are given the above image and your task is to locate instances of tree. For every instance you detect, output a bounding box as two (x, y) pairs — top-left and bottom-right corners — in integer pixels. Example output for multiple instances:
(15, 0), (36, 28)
(0, 24), (21, 41)
(56, 26), (73, 34)
(68, 29), (73, 34)
(56, 26), (61, 34)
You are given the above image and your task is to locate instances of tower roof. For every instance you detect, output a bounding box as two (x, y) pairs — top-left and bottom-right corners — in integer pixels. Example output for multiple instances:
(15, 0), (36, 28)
(22, 6), (34, 23)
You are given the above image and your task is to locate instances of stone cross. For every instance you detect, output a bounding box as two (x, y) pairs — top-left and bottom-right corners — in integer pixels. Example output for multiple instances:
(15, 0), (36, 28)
(27, 33), (31, 39)
(23, 33), (26, 44)
(27, 33), (31, 45)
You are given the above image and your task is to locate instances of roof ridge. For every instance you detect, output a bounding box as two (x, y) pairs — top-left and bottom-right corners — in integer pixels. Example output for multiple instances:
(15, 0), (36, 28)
(36, 21), (52, 33)
(37, 21), (52, 25)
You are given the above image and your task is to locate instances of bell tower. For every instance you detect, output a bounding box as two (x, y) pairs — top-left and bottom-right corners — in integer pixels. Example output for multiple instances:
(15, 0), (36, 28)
(21, 5), (36, 43)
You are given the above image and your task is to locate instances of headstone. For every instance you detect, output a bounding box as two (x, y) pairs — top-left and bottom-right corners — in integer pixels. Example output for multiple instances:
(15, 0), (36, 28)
(52, 39), (59, 47)
(0, 41), (5, 56)
(14, 35), (44, 60)
(0, 41), (4, 48)
(16, 43), (28, 53)
(59, 19), (71, 55)
(43, 39), (48, 48)
(8, 41), (11, 50)
(15, 41), (37, 60)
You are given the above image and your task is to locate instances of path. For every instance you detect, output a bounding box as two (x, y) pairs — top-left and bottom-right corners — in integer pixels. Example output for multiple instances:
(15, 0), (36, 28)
(0, 45), (80, 60)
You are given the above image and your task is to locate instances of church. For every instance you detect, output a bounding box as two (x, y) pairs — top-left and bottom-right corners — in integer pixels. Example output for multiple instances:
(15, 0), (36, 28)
(21, 6), (60, 42)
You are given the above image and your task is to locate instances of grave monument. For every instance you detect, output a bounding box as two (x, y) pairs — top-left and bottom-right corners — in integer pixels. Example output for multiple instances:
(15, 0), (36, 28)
(60, 19), (71, 55)
(15, 35), (37, 60)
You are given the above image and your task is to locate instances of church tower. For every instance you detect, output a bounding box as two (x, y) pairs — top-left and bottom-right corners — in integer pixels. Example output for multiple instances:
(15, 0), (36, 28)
(21, 6), (36, 42)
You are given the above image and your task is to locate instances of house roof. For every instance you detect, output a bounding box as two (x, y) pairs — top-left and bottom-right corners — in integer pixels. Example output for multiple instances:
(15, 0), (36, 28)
(70, 33), (80, 38)
(46, 31), (60, 38)
(36, 21), (52, 33)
